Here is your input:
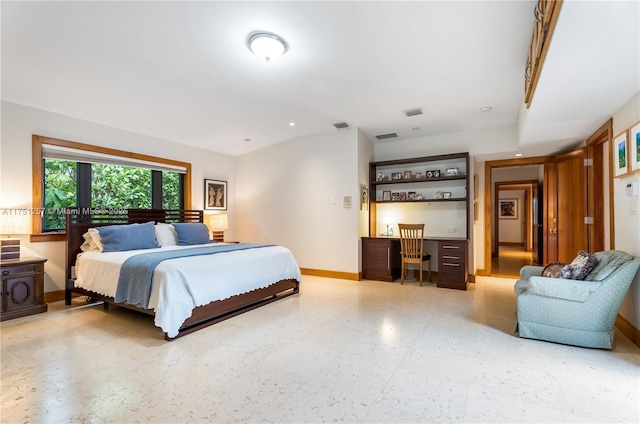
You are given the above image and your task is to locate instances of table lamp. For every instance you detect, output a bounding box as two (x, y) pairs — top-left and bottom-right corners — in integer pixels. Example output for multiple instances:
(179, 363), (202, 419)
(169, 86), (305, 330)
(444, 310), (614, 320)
(207, 213), (229, 242)
(0, 213), (31, 260)
(383, 216), (393, 236)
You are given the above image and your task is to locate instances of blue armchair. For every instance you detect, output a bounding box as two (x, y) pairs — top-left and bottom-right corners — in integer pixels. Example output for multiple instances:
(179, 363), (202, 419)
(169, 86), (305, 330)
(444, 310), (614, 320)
(514, 251), (640, 349)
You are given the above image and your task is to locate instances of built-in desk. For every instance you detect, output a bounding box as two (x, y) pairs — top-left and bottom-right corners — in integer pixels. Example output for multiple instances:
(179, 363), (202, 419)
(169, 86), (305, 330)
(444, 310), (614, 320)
(362, 237), (468, 290)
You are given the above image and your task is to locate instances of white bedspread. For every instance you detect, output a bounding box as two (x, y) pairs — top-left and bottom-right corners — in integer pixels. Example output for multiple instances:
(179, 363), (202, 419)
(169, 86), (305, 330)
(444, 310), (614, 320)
(75, 244), (301, 337)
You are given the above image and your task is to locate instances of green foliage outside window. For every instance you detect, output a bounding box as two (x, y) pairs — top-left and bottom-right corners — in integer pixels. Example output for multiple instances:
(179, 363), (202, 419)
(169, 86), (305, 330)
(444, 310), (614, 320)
(91, 164), (152, 209)
(43, 159), (183, 231)
(43, 160), (77, 230)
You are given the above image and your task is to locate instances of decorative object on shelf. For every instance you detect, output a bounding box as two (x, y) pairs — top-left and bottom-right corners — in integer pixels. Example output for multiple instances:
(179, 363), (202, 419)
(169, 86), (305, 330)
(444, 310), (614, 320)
(360, 185), (368, 210)
(391, 172), (402, 180)
(391, 192), (400, 201)
(415, 194), (423, 200)
(426, 170), (440, 178)
(408, 191), (416, 200)
(207, 213), (228, 242)
(377, 171), (387, 181)
(415, 171), (423, 179)
(382, 190), (391, 201)
(499, 199), (518, 219)
(629, 120), (640, 173)
(382, 216), (394, 236)
(399, 192), (406, 201)
(0, 211), (31, 260)
(204, 179), (227, 210)
(434, 191), (444, 199)
(443, 192), (452, 199)
(403, 171), (412, 180)
(445, 167), (458, 176)
(613, 130), (629, 178)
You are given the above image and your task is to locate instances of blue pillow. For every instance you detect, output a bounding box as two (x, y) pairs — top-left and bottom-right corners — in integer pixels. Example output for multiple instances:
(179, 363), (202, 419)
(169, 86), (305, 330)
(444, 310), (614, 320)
(99, 221), (160, 252)
(172, 222), (211, 245)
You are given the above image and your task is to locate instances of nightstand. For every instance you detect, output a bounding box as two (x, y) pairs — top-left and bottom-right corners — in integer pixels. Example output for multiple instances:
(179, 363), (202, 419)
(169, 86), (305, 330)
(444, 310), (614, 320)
(1, 257), (48, 321)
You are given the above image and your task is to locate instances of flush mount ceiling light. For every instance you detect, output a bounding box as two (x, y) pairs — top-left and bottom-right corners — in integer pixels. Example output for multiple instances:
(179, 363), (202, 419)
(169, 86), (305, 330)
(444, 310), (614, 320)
(247, 31), (288, 62)
(479, 106), (493, 112)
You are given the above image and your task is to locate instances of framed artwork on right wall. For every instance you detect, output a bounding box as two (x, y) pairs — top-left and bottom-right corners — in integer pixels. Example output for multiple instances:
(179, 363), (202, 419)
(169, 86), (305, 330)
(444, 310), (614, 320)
(613, 129), (629, 178)
(629, 120), (640, 174)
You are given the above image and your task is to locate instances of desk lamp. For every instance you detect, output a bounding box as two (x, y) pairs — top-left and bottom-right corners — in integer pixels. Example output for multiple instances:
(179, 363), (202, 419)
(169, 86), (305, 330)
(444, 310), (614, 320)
(383, 216), (393, 236)
(0, 212), (31, 260)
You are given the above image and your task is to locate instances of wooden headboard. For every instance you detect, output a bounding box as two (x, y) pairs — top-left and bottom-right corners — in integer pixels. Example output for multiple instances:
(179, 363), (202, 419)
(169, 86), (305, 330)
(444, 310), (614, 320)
(65, 208), (203, 283)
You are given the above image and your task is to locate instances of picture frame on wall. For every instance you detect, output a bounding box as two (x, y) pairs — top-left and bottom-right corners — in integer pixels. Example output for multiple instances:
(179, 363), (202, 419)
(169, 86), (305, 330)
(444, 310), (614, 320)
(204, 179), (227, 210)
(613, 130), (629, 178)
(499, 199), (518, 219)
(360, 185), (368, 210)
(629, 120), (640, 173)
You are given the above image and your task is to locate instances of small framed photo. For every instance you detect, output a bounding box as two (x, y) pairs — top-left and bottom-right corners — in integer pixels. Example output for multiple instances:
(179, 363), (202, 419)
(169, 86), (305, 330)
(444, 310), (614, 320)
(382, 190), (391, 201)
(415, 171), (423, 179)
(407, 191), (416, 200)
(391, 192), (400, 201)
(434, 191), (443, 199)
(399, 192), (407, 201)
(377, 171), (387, 181)
(360, 185), (368, 210)
(613, 130), (629, 178)
(499, 199), (518, 219)
(629, 120), (640, 173)
(403, 171), (412, 180)
(391, 172), (402, 180)
(443, 192), (452, 199)
(445, 167), (458, 177)
(205, 179), (227, 210)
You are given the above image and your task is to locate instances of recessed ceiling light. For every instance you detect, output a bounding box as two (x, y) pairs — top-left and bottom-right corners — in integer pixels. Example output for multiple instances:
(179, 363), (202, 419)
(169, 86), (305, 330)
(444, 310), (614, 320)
(288, 122), (296, 127)
(515, 153), (523, 157)
(247, 32), (288, 62)
(244, 138), (251, 142)
(480, 106), (493, 112)
(411, 127), (420, 131)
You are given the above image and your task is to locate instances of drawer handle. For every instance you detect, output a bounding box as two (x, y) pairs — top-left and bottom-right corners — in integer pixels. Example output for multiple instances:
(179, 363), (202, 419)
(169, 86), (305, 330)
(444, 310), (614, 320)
(443, 263), (460, 267)
(442, 246), (460, 249)
(442, 255), (459, 260)
(2, 270), (8, 276)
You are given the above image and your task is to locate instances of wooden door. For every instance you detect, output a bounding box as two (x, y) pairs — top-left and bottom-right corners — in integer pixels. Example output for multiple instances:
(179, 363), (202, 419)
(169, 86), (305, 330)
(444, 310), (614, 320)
(531, 181), (542, 264)
(549, 148), (587, 263)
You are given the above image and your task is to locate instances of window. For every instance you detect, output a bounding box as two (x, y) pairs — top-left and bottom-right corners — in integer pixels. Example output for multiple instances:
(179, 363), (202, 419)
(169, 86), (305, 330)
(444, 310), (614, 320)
(32, 135), (192, 240)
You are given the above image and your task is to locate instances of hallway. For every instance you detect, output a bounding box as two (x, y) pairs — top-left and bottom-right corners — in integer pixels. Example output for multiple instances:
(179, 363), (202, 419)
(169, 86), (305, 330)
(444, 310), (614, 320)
(491, 245), (534, 279)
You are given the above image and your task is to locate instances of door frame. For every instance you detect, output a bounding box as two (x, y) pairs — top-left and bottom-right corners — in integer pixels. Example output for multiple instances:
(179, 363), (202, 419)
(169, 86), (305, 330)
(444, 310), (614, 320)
(482, 157), (552, 276)
(493, 181), (537, 256)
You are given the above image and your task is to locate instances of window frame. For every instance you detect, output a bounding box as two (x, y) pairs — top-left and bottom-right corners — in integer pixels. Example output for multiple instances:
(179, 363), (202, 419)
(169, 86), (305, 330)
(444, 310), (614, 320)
(31, 135), (192, 242)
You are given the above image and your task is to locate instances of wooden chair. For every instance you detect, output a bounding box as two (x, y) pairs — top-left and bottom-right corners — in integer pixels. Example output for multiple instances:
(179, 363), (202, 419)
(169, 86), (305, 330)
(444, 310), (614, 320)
(398, 223), (432, 286)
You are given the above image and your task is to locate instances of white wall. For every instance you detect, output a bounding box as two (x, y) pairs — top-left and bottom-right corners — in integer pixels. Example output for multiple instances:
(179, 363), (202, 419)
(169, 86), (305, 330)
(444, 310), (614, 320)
(0, 101), (236, 293)
(498, 190), (525, 244)
(236, 129), (360, 274)
(358, 129), (375, 271)
(612, 93), (640, 329)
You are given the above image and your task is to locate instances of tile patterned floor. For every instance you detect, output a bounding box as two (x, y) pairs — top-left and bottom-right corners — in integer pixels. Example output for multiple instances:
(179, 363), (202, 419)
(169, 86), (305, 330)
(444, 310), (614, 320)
(1, 276), (638, 423)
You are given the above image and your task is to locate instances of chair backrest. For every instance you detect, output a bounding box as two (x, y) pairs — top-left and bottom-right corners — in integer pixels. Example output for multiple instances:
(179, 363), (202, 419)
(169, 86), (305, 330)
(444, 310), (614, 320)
(398, 223), (424, 259)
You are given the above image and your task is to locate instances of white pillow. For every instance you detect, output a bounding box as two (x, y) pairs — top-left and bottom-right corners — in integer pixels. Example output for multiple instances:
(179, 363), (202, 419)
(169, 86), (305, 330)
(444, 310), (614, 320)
(155, 223), (178, 247)
(80, 228), (104, 252)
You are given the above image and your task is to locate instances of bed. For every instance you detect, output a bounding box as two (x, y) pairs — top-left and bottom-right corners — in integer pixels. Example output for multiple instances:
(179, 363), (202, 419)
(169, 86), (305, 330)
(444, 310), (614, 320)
(65, 209), (300, 340)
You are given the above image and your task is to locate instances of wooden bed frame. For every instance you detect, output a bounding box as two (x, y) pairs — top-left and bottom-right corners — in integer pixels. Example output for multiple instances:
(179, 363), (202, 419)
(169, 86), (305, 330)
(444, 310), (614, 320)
(65, 208), (300, 340)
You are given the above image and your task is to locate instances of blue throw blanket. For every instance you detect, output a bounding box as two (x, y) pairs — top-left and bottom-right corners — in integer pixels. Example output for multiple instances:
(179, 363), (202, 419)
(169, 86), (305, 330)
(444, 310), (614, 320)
(114, 243), (273, 309)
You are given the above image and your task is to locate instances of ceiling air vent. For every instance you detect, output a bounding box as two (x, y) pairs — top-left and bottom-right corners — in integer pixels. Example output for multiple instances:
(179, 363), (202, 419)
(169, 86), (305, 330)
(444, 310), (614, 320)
(403, 107), (423, 117)
(333, 122), (351, 130)
(375, 132), (399, 141)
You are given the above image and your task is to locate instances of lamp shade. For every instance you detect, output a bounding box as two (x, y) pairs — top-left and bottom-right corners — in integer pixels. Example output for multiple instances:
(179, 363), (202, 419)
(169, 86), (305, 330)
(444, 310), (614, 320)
(247, 32), (288, 62)
(0, 213), (31, 235)
(207, 213), (229, 231)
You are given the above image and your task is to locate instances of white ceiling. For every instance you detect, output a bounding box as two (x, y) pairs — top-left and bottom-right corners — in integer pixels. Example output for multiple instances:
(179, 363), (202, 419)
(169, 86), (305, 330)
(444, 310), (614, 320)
(2, 1), (638, 158)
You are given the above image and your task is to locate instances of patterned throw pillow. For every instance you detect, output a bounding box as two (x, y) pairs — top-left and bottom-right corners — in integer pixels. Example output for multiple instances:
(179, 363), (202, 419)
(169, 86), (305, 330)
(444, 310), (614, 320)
(542, 262), (565, 278)
(559, 250), (599, 280)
